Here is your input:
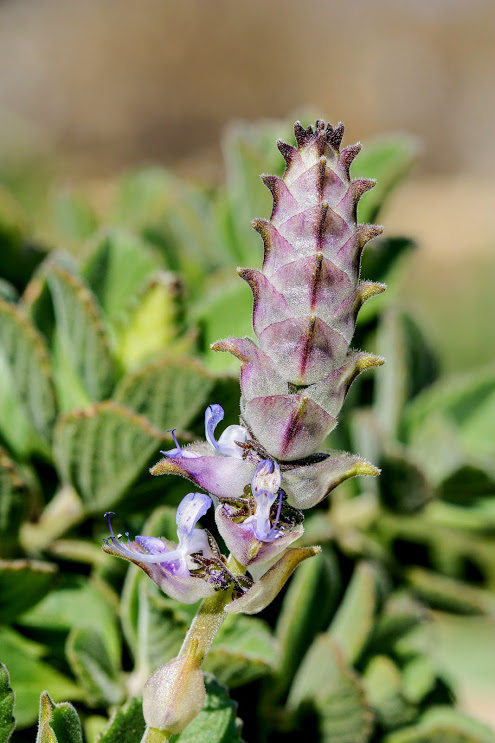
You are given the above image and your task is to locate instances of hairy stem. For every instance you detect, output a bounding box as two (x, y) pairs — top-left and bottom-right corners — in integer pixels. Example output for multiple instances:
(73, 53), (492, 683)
(179, 553), (247, 664)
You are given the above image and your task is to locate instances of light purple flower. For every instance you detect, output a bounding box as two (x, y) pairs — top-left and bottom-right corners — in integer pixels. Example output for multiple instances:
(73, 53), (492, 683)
(102, 493), (218, 604)
(151, 404), (255, 499)
(215, 459), (304, 567)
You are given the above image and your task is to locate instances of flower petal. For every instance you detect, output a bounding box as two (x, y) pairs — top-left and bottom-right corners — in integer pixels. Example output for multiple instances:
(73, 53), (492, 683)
(205, 404), (248, 458)
(151, 442), (256, 499)
(176, 492), (212, 543)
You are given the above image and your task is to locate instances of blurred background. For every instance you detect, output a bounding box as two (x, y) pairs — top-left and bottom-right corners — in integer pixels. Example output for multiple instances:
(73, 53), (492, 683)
(0, 0), (494, 373)
(1, 1), (495, 738)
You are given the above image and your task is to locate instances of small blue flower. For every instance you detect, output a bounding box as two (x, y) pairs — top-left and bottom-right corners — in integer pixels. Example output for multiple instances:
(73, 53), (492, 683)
(102, 493), (218, 603)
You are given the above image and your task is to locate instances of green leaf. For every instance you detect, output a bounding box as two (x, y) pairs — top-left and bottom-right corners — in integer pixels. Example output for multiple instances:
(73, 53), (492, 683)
(36, 691), (83, 743)
(0, 560), (58, 623)
(170, 675), (243, 743)
(0, 184), (46, 291)
(353, 134), (419, 224)
(272, 546), (340, 699)
(379, 446), (434, 514)
(113, 356), (214, 433)
(46, 264), (115, 406)
(82, 228), (159, 329)
(66, 627), (124, 707)
(328, 562), (379, 665)
(204, 615), (279, 688)
(114, 272), (192, 372)
(53, 401), (166, 513)
(368, 591), (425, 656)
(0, 627), (83, 728)
(287, 634), (374, 743)
(374, 309), (439, 439)
(383, 707), (495, 743)
(95, 697), (145, 743)
(437, 464), (495, 505)
(360, 236), (416, 290)
(401, 655), (437, 705)
(221, 118), (289, 265)
(403, 365), (495, 460)
(0, 664), (15, 743)
(18, 576), (121, 671)
(111, 167), (225, 288)
(0, 447), (30, 555)
(51, 188), (98, 243)
(406, 567), (495, 615)
(363, 656), (416, 730)
(193, 271), (253, 373)
(0, 297), (56, 456)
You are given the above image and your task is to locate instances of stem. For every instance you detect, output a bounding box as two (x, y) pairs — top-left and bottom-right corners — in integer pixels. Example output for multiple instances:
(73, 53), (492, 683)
(179, 553), (246, 664)
(139, 553), (246, 743)
(140, 727), (171, 743)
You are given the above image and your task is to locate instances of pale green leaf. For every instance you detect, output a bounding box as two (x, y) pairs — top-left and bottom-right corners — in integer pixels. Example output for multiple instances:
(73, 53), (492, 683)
(36, 691), (83, 743)
(66, 627), (124, 707)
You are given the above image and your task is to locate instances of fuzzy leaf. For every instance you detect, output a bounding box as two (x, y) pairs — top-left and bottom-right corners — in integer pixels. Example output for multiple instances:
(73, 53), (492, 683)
(352, 135), (419, 223)
(204, 615), (279, 688)
(0, 627), (83, 729)
(36, 691), (83, 743)
(328, 562), (379, 664)
(169, 675), (243, 743)
(287, 634), (374, 743)
(0, 447), (30, 555)
(82, 228), (159, 328)
(272, 546), (340, 699)
(46, 264), (115, 406)
(113, 355), (214, 433)
(66, 627), (124, 707)
(0, 560), (58, 623)
(363, 656), (416, 730)
(0, 664), (15, 743)
(18, 577), (121, 671)
(95, 698), (145, 743)
(114, 272), (191, 372)
(383, 707), (495, 743)
(0, 297), (56, 456)
(53, 401), (166, 513)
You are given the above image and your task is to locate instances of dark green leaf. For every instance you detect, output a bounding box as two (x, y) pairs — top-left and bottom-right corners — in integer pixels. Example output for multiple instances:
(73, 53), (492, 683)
(113, 356), (214, 433)
(0, 560), (57, 623)
(379, 446), (434, 514)
(53, 401), (167, 513)
(18, 576), (121, 670)
(328, 562), (379, 664)
(288, 634), (374, 743)
(0, 184), (46, 292)
(0, 297), (56, 456)
(272, 546), (340, 700)
(170, 675), (243, 743)
(0, 627), (83, 728)
(66, 627), (124, 707)
(438, 464), (495, 505)
(353, 135), (419, 223)
(0, 447), (30, 555)
(96, 698), (145, 743)
(204, 615), (279, 688)
(36, 691), (83, 743)
(0, 664), (15, 743)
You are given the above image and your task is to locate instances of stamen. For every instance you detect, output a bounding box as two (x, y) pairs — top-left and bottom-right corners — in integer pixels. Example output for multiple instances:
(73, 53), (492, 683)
(167, 428), (181, 450)
(104, 511), (116, 537)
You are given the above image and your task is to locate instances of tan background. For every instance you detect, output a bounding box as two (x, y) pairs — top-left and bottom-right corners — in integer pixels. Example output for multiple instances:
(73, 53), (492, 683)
(0, 0), (494, 371)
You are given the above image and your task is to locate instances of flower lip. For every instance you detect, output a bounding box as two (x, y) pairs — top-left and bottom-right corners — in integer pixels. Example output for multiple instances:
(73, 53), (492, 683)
(205, 404), (248, 458)
(102, 493), (212, 566)
(247, 459), (284, 542)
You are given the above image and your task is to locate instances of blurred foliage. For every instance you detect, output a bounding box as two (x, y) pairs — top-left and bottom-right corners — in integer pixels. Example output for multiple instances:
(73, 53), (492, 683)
(0, 118), (494, 743)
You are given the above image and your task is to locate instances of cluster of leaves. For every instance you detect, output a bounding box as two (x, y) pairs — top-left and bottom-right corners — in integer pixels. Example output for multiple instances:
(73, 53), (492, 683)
(0, 118), (494, 743)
